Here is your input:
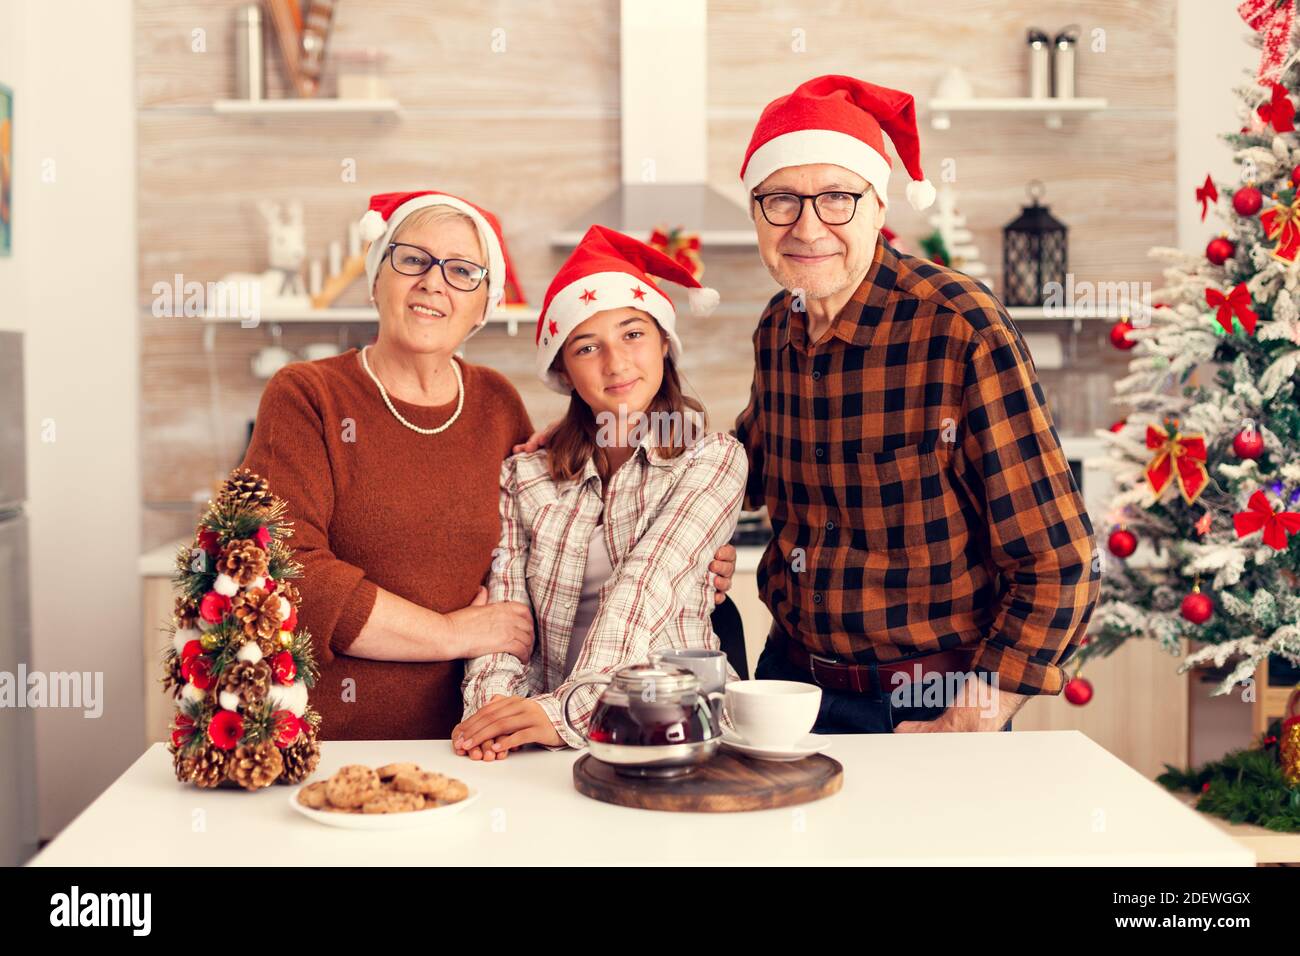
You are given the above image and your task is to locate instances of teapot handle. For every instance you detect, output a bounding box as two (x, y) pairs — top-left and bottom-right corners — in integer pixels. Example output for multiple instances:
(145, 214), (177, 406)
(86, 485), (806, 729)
(559, 674), (613, 743)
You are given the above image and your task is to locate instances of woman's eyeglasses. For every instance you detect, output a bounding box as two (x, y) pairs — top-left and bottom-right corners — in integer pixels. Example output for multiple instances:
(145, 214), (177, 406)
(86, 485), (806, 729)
(750, 189), (868, 226)
(386, 242), (488, 292)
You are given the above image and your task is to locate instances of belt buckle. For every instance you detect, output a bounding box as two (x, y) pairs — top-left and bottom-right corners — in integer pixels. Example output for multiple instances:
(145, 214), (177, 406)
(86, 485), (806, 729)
(806, 651), (839, 686)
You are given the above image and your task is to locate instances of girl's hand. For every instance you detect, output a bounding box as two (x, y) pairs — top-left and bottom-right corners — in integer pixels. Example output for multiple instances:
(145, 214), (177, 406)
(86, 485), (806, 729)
(453, 695), (563, 754)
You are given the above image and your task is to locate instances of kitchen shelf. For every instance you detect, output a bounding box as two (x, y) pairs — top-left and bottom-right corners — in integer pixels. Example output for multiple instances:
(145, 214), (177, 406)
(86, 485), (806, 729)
(199, 305), (539, 336)
(1006, 304), (1131, 332)
(211, 98), (401, 117)
(928, 97), (1108, 131)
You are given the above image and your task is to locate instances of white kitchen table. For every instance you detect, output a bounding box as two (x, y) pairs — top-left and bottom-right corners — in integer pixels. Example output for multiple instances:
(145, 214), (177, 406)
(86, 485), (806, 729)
(28, 730), (1253, 866)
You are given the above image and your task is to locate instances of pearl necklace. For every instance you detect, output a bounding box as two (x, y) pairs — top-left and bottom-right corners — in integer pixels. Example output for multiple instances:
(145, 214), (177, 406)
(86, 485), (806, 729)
(359, 345), (464, 435)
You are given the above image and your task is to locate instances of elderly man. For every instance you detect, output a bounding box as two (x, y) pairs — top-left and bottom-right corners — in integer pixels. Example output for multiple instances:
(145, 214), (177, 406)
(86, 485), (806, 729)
(735, 75), (1100, 734)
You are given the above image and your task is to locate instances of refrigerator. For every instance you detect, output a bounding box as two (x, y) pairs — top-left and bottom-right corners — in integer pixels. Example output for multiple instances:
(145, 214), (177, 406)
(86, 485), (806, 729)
(0, 331), (37, 864)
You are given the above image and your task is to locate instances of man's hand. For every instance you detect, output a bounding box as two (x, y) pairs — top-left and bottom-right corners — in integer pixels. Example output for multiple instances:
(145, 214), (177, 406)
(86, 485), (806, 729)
(893, 680), (1025, 734)
(512, 421), (559, 455)
(452, 695), (563, 755)
(710, 543), (737, 605)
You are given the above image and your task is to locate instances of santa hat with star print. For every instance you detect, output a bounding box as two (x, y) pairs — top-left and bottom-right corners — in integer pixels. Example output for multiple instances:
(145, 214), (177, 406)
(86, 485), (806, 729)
(535, 225), (719, 394)
(740, 74), (936, 212)
(358, 190), (514, 334)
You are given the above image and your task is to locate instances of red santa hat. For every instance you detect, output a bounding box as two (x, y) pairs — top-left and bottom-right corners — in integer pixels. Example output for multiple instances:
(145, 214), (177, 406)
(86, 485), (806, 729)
(740, 75), (936, 212)
(535, 225), (719, 394)
(358, 190), (514, 335)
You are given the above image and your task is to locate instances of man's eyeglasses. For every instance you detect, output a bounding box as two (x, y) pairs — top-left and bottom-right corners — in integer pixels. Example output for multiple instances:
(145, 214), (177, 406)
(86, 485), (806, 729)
(386, 242), (488, 292)
(751, 189), (869, 226)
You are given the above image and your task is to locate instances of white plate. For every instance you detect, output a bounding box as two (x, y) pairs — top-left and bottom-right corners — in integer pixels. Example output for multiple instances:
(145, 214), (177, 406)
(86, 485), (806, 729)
(720, 730), (828, 761)
(289, 783), (479, 830)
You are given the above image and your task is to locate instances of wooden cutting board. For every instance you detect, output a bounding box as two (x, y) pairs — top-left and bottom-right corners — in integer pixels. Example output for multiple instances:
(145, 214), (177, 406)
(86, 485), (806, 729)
(573, 750), (843, 812)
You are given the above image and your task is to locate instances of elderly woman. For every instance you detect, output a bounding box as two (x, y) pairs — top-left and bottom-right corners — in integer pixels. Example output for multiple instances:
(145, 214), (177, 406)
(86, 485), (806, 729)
(241, 190), (736, 740)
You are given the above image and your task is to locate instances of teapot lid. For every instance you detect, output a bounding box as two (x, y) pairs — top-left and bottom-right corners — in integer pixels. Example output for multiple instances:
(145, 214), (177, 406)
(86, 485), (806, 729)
(611, 662), (701, 696)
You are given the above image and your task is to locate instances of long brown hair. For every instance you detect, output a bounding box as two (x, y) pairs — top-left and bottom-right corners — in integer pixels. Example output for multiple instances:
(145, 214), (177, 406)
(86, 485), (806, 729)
(546, 326), (706, 486)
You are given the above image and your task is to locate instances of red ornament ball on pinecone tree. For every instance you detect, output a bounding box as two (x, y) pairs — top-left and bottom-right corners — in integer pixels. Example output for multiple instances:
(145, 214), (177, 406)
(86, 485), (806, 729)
(1181, 590), (1214, 624)
(1232, 428), (1264, 459)
(1108, 528), (1137, 558)
(1206, 236), (1235, 265)
(1109, 418), (1126, 433)
(1109, 320), (1137, 350)
(1292, 164), (1300, 186)
(1064, 676), (1093, 706)
(1233, 186), (1263, 216)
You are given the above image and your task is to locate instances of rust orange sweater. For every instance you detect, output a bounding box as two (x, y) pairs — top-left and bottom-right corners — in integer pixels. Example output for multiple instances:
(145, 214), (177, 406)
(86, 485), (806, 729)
(241, 349), (532, 741)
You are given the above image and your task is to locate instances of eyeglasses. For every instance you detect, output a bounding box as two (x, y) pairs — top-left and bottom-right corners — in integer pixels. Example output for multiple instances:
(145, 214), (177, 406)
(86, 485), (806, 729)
(751, 189), (868, 226)
(386, 242), (488, 292)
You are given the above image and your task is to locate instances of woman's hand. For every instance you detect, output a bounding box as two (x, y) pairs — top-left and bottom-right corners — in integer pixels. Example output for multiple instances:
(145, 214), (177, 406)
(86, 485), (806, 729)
(452, 695), (562, 754)
(445, 587), (534, 662)
(512, 420), (559, 455)
(710, 543), (736, 604)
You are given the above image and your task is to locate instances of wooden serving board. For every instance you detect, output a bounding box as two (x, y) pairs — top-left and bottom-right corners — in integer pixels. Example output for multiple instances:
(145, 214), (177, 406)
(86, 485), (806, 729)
(573, 751), (843, 813)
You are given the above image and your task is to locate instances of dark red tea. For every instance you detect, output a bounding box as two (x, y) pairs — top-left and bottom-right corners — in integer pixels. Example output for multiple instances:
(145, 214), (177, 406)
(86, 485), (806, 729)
(587, 693), (715, 746)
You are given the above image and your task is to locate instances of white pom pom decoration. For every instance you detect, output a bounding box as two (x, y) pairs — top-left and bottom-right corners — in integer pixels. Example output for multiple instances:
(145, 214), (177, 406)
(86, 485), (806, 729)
(906, 178), (937, 211)
(267, 680), (308, 717)
(181, 684), (205, 705)
(219, 691), (241, 712)
(686, 285), (720, 317)
(249, 576), (267, 592)
(172, 627), (200, 654)
(213, 573), (238, 597)
(235, 641), (263, 664)
(358, 208), (388, 243)
(277, 595), (292, 622)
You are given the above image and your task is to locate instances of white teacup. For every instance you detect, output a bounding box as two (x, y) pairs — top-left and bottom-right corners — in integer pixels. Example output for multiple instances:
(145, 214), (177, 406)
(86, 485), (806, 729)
(724, 680), (821, 750)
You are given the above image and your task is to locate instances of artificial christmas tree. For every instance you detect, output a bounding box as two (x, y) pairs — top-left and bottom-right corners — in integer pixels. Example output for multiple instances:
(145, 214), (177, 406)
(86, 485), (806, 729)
(163, 467), (321, 790)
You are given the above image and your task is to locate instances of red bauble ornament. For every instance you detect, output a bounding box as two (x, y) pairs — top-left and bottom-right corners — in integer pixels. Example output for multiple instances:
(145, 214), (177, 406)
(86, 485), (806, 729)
(1109, 320), (1137, 350)
(1292, 164), (1300, 187)
(1109, 418), (1126, 433)
(1064, 677), (1093, 706)
(1108, 528), (1137, 558)
(208, 710), (244, 751)
(283, 603), (298, 633)
(272, 709), (301, 748)
(1181, 590), (1214, 624)
(1233, 428), (1264, 459)
(273, 650), (296, 685)
(181, 639), (203, 666)
(196, 528), (221, 556)
(199, 591), (231, 623)
(188, 655), (214, 691)
(1233, 186), (1263, 216)
(253, 526), (272, 548)
(1206, 236), (1235, 265)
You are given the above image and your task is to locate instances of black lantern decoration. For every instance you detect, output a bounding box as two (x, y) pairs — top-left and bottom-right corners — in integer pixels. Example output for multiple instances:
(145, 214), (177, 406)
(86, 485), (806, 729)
(1001, 180), (1068, 307)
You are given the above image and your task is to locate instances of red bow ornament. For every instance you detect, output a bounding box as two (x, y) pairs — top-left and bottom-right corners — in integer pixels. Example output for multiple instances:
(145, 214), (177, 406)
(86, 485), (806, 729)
(1261, 196), (1300, 261)
(1240, 0), (1297, 85)
(648, 226), (704, 281)
(1145, 424), (1210, 505)
(1257, 80), (1296, 132)
(1196, 174), (1218, 222)
(1205, 283), (1258, 335)
(1233, 490), (1300, 550)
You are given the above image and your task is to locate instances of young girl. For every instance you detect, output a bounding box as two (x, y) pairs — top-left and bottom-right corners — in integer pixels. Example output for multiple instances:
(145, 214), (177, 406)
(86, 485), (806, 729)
(454, 225), (747, 757)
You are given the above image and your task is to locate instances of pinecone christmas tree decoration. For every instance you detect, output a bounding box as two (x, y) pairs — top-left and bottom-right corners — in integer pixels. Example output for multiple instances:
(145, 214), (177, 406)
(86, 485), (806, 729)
(278, 733), (321, 784)
(161, 655), (186, 697)
(218, 539), (270, 587)
(276, 579), (301, 609)
(227, 740), (284, 790)
(179, 743), (231, 789)
(219, 659), (272, 704)
(232, 586), (284, 641)
(219, 467), (274, 509)
(174, 595), (200, 630)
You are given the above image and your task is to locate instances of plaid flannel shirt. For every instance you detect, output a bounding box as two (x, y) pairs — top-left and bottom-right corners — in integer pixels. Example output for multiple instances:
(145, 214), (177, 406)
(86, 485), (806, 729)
(734, 235), (1100, 695)
(462, 430), (746, 748)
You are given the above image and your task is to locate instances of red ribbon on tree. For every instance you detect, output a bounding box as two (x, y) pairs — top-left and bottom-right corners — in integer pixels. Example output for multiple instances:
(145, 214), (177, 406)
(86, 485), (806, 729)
(1233, 489), (1300, 550)
(1196, 173), (1218, 221)
(1205, 282), (1258, 334)
(1257, 80), (1296, 132)
(1145, 423), (1209, 505)
(1240, 0), (1297, 85)
(647, 226), (704, 281)
(1261, 196), (1300, 261)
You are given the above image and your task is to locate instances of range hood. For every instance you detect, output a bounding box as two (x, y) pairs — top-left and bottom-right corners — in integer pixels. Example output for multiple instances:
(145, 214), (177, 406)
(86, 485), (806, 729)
(551, 0), (755, 247)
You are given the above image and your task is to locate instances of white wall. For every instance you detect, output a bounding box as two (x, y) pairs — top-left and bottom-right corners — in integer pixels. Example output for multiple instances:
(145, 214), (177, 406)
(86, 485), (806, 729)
(1177, 0), (1261, 250)
(0, 0), (140, 840)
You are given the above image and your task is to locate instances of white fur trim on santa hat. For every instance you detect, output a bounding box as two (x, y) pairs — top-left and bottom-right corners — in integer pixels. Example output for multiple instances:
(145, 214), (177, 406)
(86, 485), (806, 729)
(536, 271), (685, 394)
(742, 129), (894, 204)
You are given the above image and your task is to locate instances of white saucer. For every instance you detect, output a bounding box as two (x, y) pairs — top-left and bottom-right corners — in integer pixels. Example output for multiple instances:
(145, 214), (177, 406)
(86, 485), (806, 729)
(720, 730), (827, 761)
(289, 784), (479, 830)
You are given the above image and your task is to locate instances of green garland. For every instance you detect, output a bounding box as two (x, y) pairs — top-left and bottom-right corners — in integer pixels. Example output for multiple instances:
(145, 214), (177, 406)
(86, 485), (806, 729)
(1158, 724), (1300, 832)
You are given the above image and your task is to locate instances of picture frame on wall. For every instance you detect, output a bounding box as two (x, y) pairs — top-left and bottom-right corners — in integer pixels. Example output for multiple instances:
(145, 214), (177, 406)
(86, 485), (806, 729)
(0, 83), (11, 257)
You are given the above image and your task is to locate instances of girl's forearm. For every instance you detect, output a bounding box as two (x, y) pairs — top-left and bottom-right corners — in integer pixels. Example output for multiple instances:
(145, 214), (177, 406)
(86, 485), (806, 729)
(346, 588), (460, 662)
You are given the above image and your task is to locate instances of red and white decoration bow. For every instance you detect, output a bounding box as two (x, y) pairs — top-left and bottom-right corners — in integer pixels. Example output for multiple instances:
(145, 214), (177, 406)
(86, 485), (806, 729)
(1240, 0), (1297, 85)
(1257, 80), (1296, 132)
(1205, 283), (1259, 334)
(647, 226), (704, 281)
(1233, 489), (1300, 550)
(1145, 424), (1210, 505)
(1262, 196), (1300, 261)
(1197, 173), (1218, 221)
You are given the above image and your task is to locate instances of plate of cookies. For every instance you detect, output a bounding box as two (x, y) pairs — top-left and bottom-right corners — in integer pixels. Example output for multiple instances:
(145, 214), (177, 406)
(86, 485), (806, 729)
(291, 762), (477, 829)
